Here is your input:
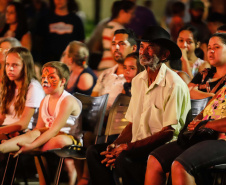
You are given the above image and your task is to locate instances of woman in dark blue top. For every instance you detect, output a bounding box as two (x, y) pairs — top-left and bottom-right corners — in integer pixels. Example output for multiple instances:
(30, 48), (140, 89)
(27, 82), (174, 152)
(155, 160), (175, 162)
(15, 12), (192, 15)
(61, 41), (97, 95)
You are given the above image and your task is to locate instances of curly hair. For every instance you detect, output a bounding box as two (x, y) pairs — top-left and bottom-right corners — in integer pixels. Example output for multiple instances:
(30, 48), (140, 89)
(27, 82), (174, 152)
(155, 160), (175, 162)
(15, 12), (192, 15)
(0, 47), (36, 117)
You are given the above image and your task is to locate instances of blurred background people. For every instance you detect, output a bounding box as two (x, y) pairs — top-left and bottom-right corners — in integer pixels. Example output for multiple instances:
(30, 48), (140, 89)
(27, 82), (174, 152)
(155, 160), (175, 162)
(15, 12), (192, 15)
(217, 24), (226, 33)
(97, 1), (135, 71)
(0, 37), (21, 84)
(0, 1), (32, 50)
(123, 0), (157, 39)
(177, 25), (209, 79)
(168, 1), (185, 42)
(0, 0), (11, 32)
(207, 12), (225, 34)
(61, 41), (97, 95)
(37, 0), (85, 64)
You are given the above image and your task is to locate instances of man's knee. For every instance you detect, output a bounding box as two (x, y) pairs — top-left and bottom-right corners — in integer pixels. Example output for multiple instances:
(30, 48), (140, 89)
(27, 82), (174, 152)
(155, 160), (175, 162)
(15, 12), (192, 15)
(115, 150), (131, 172)
(86, 145), (98, 160)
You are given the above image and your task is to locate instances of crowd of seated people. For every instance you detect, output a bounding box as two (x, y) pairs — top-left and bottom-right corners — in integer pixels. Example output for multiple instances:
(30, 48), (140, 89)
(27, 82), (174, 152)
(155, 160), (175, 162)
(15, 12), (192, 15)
(0, 0), (226, 185)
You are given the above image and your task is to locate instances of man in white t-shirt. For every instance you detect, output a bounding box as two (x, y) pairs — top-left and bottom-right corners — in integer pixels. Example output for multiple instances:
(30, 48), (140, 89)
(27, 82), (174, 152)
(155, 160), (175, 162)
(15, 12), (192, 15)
(91, 28), (137, 111)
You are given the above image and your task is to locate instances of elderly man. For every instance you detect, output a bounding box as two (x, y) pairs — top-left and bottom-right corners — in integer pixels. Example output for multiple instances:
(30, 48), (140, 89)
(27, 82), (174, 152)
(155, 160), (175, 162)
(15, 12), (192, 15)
(86, 26), (191, 185)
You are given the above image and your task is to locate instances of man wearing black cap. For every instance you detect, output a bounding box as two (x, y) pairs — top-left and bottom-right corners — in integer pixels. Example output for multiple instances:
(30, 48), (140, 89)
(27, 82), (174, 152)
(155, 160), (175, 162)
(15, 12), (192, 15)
(86, 26), (191, 185)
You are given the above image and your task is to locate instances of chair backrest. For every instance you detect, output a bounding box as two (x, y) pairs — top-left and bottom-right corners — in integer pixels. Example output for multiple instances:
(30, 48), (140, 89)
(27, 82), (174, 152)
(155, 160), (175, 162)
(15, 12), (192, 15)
(73, 93), (109, 143)
(104, 93), (131, 143)
(191, 96), (212, 119)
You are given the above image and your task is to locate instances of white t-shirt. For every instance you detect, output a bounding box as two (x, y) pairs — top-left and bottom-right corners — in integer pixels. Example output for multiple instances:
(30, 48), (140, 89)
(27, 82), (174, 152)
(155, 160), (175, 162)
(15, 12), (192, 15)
(3, 79), (45, 129)
(92, 64), (126, 111)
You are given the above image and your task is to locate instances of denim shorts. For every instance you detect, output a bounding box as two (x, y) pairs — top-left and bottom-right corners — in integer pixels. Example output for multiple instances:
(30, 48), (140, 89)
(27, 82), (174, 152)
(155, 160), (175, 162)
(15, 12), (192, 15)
(175, 140), (226, 176)
(150, 141), (186, 173)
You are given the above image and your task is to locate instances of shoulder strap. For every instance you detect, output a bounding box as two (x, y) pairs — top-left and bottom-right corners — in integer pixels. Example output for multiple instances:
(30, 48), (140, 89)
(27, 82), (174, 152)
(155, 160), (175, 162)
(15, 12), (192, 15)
(209, 75), (226, 93)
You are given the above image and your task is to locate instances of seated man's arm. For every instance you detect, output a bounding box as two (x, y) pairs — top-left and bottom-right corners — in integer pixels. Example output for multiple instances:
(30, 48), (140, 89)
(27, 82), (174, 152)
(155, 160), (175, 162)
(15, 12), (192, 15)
(112, 122), (132, 145)
(127, 126), (174, 150)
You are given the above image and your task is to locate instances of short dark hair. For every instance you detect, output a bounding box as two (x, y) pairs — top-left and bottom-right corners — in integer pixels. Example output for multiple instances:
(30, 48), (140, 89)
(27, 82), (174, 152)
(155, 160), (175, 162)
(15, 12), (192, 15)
(111, 1), (135, 19)
(179, 25), (200, 43)
(172, 1), (185, 15)
(207, 12), (225, 23)
(217, 24), (226, 32)
(211, 33), (226, 45)
(114, 29), (137, 46)
(50, 0), (77, 12)
(125, 52), (144, 74)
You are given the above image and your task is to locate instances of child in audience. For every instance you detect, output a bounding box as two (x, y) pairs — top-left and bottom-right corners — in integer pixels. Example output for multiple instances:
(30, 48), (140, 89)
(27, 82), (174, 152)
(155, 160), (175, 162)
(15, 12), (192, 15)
(0, 61), (82, 155)
(0, 37), (21, 84)
(122, 52), (144, 96)
(0, 47), (44, 140)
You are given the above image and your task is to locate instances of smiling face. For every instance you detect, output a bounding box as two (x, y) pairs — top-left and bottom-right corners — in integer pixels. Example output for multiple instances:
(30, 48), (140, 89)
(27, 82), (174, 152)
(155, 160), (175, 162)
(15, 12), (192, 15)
(123, 57), (138, 83)
(207, 36), (226, 67)
(5, 52), (23, 82)
(111, 33), (135, 64)
(41, 67), (62, 94)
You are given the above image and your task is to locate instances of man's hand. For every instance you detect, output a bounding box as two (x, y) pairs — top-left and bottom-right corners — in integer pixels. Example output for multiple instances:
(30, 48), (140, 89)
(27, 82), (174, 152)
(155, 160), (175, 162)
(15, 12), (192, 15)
(100, 143), (128, 167)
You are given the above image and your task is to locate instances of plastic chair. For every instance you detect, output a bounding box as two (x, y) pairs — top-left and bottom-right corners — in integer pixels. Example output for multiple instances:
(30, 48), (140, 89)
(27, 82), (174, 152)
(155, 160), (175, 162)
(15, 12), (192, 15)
(48, 93), (109, 184)
(191, 97), (212, 119)
(103, 93), (131, 143)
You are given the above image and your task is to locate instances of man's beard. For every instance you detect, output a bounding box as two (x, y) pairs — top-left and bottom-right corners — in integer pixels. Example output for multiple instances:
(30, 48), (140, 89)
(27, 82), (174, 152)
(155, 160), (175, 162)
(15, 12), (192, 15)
(139, 54), (161, 71)
(114, 52), (124, 64)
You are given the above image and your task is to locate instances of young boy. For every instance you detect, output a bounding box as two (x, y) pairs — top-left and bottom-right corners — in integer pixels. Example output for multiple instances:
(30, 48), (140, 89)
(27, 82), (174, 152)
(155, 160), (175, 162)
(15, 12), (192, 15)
(0, 62), (82, 154)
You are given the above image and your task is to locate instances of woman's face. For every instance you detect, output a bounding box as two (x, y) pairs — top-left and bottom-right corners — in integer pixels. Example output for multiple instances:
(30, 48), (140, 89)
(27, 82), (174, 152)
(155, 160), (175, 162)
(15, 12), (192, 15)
(54, 0), (67, 10)
(5, 53), (23, 82)
(177, 30), (197, 55)
(207, 36), (226, 67)
(123, 57), (138, 83)
(5, 5), (17, 25)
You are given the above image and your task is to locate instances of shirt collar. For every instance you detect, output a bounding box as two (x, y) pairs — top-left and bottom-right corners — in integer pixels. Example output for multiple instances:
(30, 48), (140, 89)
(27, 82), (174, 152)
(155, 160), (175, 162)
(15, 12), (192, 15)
(141, 63), (167, 89)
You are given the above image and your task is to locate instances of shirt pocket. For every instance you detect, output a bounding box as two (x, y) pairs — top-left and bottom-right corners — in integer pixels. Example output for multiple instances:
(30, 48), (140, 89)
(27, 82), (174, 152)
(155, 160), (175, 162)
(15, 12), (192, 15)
(140, 104), (163, 135)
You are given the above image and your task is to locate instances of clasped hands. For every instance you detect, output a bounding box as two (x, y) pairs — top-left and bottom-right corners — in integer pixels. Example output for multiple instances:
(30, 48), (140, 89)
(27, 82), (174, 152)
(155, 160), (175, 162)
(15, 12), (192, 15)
(100, 143), (128, 168)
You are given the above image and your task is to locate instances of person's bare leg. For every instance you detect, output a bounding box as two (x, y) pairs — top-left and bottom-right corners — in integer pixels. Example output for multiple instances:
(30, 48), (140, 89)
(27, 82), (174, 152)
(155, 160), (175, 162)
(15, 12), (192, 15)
(41, 135), (73, 151)
(35, 156), (49, 185)
(144, 155), (166, 185)
(39, 134), (74, 185)
(77, 160), (90, 185)
(64, 158), (77, 185)
(0, 130), (41, 153)
(171, 161), (196, 185)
